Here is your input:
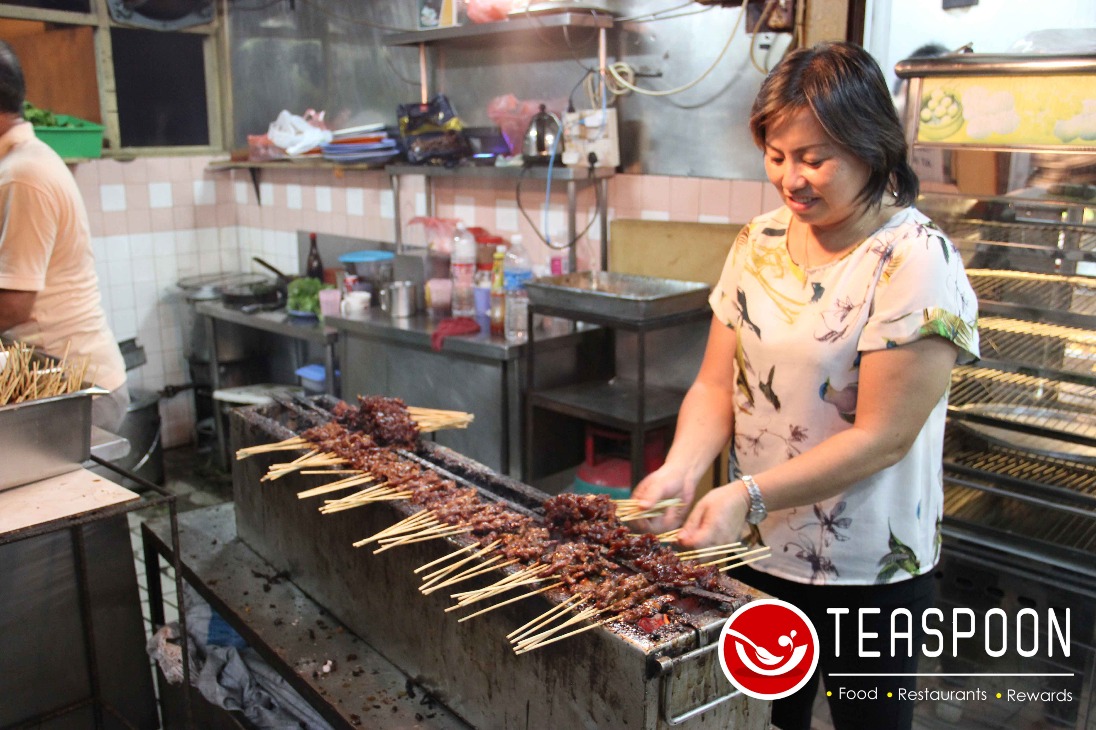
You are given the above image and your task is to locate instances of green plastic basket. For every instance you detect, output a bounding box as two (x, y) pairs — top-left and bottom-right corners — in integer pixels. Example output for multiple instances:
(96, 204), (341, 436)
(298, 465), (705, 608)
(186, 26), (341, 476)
(33, 115), (104, 160)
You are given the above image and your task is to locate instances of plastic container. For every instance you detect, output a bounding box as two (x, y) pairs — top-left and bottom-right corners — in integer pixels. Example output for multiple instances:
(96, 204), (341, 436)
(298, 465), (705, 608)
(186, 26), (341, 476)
(450, 223), (477, 318)
(504, 234), (533, 343)
(33, 115), (104, 159)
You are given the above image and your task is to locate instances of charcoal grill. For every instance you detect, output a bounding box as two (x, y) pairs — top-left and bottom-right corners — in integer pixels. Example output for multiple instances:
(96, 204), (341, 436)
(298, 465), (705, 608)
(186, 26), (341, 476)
(227, 400), (770, 729)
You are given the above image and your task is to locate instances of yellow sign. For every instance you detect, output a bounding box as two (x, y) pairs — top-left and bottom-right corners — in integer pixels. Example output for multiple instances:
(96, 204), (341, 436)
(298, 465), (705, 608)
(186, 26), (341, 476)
(916, 74), (1096, 147)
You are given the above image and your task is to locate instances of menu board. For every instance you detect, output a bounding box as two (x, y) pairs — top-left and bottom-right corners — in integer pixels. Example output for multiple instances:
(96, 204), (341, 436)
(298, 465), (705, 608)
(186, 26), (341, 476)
(916, 74), (1096, 148)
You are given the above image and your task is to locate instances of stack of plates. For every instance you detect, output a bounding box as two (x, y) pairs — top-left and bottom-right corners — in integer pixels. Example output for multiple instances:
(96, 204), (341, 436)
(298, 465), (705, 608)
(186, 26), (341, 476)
(323, 124), (400, 164)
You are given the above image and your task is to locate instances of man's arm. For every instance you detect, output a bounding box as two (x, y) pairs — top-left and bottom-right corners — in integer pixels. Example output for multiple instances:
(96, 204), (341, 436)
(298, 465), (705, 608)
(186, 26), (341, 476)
(0, 288), (36, 331)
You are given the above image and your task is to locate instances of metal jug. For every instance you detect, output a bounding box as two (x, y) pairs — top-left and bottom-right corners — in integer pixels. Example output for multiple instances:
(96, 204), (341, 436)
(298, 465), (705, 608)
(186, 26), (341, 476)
(522, 104), (564, 165)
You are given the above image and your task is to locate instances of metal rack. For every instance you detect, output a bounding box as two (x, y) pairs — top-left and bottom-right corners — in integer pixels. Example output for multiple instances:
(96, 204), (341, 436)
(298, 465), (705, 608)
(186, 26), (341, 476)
(897, 52), (1096, 729)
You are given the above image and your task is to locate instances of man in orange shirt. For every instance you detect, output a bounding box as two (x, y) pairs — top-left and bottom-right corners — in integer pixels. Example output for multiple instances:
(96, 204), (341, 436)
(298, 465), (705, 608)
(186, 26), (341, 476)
(0, 41), (127, 430)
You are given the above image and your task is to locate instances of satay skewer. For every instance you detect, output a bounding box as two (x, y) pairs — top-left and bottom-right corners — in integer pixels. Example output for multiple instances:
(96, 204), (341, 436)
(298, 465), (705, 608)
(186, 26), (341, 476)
(457, 581), (564, 623)
(507, 594), (585, 642)
(297, 473), (375, 499)
(414, 542), (481, 575)
(676, 542), (746, 560)
(718, 552), (772, 573)
(352, 510), (437, 547)
(697, 545), (770, 568)
(235, 436), (310, 459)
(421, 557), (520, 594)
(418, 541), (501, 590)
(373, 525), (474, 553)
(514, 615), (616, 655)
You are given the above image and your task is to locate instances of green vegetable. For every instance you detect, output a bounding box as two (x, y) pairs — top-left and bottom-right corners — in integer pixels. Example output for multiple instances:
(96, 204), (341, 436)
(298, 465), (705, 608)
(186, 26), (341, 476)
(23, 101), (68, 128)
(286, 277), (332, 316)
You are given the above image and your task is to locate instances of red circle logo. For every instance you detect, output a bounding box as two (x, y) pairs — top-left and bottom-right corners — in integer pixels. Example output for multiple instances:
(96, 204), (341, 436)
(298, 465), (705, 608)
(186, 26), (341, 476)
(718, 599), (819, 700)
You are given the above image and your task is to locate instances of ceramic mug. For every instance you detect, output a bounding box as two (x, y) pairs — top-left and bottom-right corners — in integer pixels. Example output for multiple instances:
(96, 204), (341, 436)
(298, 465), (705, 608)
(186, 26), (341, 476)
(340, 290), (371, 316)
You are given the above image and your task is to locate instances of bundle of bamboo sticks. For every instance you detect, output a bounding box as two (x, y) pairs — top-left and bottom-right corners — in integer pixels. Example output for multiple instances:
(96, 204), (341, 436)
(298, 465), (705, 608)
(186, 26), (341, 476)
(0, 342), (90, 407)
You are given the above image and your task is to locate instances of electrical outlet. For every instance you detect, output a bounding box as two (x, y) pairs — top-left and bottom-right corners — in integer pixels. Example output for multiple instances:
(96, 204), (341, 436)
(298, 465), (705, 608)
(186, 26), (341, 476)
(747, 0), (796, 33)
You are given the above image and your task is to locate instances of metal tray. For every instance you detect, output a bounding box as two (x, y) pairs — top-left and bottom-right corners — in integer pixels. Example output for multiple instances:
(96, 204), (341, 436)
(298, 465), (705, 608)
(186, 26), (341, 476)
(953, 403), (1096, 464)
(0, 387), (104, 492)
(525, 271), (710, 323)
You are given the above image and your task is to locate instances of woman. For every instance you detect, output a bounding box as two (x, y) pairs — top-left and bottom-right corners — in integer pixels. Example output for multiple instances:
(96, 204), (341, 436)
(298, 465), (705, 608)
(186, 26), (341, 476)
(632, 41), (979, 730)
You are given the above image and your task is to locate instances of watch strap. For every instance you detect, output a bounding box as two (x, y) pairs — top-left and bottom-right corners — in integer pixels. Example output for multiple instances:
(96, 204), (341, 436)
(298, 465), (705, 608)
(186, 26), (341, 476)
(741, 474), (767, 524)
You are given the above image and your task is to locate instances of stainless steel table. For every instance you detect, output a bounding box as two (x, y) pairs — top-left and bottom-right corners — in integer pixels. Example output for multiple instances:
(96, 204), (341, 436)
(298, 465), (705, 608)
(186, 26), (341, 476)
(196, 301), (339, 468)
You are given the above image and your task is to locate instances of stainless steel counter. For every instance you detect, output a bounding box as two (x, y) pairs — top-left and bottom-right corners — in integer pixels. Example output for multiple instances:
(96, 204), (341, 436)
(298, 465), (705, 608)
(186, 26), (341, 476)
(328, 308), (609, 479)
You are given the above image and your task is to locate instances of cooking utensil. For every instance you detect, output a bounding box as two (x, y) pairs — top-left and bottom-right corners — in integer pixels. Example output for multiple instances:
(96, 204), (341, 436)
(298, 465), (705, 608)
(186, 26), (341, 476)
(380, 281), (418, 318)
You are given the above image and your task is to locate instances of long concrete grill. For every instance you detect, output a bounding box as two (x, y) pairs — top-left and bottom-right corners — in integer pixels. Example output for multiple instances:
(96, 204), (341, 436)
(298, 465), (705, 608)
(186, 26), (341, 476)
(230, 399), (772, 729)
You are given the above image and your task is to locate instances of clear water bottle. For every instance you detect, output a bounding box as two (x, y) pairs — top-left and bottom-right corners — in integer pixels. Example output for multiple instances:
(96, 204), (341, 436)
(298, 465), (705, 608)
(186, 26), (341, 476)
(504, 234), (533, 343)
(450, 223), (477, 318)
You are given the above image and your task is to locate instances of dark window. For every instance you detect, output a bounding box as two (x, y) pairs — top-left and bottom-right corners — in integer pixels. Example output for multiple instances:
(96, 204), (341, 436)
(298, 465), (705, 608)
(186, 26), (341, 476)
(1, 0), (91, 10)
(111, 26), (209, 147)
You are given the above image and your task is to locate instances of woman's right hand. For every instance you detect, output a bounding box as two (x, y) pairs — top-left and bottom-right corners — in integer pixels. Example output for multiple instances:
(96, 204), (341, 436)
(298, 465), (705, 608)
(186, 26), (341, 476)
(630, 462), (696, 534)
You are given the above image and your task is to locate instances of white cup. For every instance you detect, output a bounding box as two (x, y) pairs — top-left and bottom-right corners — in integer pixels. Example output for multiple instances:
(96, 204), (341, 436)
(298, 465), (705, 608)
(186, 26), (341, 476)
(340, 290), (371, 316)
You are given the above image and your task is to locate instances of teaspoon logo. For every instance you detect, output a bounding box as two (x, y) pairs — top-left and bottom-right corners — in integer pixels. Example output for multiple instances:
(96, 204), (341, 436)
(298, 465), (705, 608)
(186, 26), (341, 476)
(718, 599), (819, 700)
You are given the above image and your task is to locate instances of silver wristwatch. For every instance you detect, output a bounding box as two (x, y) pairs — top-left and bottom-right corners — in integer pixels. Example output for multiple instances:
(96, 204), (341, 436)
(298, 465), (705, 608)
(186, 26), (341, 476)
(741, 474), (767, 525)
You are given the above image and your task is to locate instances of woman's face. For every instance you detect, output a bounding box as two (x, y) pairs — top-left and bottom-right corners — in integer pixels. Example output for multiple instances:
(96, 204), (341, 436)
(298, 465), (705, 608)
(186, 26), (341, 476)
(762, 106), (872, 232)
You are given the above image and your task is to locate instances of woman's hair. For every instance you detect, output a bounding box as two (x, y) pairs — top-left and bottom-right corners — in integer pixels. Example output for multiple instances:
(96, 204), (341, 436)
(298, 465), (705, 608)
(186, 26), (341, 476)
(749, 41), (919, 208)
(0, 41), (26, 117)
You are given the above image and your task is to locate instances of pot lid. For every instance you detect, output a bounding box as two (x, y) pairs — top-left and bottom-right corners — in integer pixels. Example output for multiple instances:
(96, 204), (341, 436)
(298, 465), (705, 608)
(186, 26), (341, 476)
(339, 250), (395, 264)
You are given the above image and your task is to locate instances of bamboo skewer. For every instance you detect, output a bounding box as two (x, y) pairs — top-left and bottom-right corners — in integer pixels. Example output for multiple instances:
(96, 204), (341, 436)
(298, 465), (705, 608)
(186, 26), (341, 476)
(513, 604), (601, 651)
(407, 406), (475, 433)
(297, 473), (375, 499)
(676, 542), (746, 561)
(457, 581), (564, 623)
(352, 510), (437, 548)
(696, 545), (769, 568)
(318, 485), (412, 513)
(415, 542), (481, 575)
(1, 342), (90, 406)
(507, 594), (585, 642)
(373, 525), (474, 554)
(235, 436), (310, 459)
(420, 555), (516, 595)
(515, 615), (617, 655)
(447, 565), (550, 606)
(656, 528), (681, 543)
(717, 551), (773, 573)
(613, 498), (685, 522)
(418, 541), (501, 591)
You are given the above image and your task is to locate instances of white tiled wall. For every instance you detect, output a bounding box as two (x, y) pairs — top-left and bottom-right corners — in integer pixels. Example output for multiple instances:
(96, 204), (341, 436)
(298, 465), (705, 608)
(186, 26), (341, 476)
(75, 155), (770, 449)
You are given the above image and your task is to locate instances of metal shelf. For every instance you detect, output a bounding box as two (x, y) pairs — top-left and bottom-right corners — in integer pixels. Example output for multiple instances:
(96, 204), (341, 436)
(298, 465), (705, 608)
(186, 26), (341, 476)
(968, 269), (1096, 329)
(527, 379), (686, 431)
(386, 162), (613, 182)
(384, 11), (614, 46)
(977, 316), (1096, 386)
(942, 482), (1096, 579)
(947, 365), (1096, 451)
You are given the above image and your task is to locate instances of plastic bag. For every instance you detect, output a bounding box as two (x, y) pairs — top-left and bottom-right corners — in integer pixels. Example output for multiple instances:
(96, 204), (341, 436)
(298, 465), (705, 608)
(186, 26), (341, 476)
(266, 109), (333, 156)
(467, 0), (514, 23)
(397, 95), (472, 166)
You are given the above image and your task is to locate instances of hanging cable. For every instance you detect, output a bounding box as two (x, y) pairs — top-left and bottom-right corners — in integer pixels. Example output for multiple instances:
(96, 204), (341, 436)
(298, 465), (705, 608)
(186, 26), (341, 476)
(748, 0), (781, 75)
(605, 4), (747, 98)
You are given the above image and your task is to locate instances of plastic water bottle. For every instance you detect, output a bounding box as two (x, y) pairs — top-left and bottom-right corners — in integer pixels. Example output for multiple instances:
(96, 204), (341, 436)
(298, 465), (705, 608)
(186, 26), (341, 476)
(504, 234), (533, 343)
(450, 223), (477, 318)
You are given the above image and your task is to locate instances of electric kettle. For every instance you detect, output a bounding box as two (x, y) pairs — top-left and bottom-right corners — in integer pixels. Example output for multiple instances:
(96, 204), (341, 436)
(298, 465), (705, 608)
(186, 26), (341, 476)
(522, 104), (564, 165)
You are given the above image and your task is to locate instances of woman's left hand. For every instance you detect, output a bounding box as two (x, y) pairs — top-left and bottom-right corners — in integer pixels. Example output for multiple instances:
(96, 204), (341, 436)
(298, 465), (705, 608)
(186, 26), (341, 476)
(678, 481), (749, 548)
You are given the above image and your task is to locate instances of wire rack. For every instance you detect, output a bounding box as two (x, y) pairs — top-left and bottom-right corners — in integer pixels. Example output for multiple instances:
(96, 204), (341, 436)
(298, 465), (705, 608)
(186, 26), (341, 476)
(977, 316), (1096, 383)
(967, 270), (1096, 323)
(943, 482), (1096, 570)
(944, 218), (1096, 254)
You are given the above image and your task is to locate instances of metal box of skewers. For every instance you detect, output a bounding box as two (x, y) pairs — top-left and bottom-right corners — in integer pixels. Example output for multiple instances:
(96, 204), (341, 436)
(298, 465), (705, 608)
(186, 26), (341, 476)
(0, 344), (105, 491)
(229, 397), (772, 730)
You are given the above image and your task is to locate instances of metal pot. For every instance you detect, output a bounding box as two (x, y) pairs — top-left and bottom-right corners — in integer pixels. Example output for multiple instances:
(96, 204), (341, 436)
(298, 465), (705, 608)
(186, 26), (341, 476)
(176, 272), (267, 363)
